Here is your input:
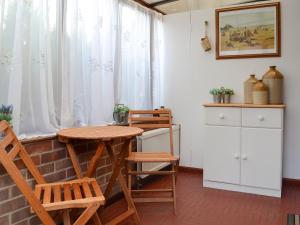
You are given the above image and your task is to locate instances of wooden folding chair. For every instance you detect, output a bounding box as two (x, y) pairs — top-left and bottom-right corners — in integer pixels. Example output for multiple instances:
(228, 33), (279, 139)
(0, 121), (105, 225)
(126, 109), (179, 213)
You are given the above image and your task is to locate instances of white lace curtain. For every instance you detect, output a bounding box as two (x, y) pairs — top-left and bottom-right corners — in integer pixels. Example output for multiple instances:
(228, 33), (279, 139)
(61, 0), (119, 128)
(0, 0), (61, 137)
(115, 0), (163, 109)
(0, 0), (163, 138)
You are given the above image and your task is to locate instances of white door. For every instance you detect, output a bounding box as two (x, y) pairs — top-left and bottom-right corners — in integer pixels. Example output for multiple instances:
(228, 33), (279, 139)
(241, 128), (282, 190)
(204, 126), (241, 184)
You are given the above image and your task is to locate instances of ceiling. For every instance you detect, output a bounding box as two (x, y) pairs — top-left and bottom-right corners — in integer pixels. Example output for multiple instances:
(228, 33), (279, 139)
(142, 0), (272, 14)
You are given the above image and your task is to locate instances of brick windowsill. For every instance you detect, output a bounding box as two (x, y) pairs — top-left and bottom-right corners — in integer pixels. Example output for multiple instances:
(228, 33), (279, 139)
(21, 134), (57, 144)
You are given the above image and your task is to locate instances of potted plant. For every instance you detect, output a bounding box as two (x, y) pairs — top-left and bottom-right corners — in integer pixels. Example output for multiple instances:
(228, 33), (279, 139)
(0, 104), (13, 138)
(113, 104), (130, 125)
(223, 88), (234, 103)
(209, 88), (222, 103)
(0, 104), (13, 124)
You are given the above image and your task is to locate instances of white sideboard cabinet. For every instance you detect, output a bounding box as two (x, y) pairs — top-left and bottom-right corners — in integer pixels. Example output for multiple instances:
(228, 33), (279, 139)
(203, 103), (285, 197)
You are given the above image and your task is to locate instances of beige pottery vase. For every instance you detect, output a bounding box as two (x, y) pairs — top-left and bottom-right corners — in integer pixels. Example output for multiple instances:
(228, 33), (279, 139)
(253, 80), (269, 105)
(244, 74), (258, 104)
(262, 66), (284, 104)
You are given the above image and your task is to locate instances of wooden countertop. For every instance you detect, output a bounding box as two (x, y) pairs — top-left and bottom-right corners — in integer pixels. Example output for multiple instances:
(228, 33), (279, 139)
(203, 103), (286, 108)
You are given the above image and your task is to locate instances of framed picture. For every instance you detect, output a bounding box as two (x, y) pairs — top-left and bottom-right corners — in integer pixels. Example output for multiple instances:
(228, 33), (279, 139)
(216, 2), (281, 59)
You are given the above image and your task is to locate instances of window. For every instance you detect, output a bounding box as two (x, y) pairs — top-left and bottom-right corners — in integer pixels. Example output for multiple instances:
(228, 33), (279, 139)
(0, 0), (163, 138)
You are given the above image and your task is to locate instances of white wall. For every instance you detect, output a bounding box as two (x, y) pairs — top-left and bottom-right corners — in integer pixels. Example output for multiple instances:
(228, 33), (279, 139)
(162, 0), (300, 179)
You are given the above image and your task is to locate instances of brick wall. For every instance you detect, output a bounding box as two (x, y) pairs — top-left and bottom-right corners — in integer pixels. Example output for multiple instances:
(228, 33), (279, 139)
(0, 136), (136, 225)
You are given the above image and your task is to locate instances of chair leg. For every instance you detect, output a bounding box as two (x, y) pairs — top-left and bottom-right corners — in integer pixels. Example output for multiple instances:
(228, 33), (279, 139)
(137, 162), (142, 189)
(73, 203), (101, 225)
(128, 162), (132, 197)
(127, 162), (133, 211)
(172, 164), (177, 215)
(175, 160), (179, 183)
(63, 209), (71, 225)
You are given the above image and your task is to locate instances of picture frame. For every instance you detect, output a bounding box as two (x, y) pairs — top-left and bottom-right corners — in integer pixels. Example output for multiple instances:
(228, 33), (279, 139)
(216, 2), (281, 60)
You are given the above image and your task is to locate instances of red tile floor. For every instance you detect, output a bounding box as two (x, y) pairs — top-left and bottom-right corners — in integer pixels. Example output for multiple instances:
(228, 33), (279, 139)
(102, 170), (300, 225)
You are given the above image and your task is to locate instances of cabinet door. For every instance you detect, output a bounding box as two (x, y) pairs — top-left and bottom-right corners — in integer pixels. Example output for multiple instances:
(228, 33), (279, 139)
(241, 128), (282, 190)
(204, 126), (241, 184)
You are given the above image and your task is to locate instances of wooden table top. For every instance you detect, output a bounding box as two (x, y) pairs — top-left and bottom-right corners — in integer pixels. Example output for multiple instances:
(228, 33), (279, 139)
(57, 126), (144, 141)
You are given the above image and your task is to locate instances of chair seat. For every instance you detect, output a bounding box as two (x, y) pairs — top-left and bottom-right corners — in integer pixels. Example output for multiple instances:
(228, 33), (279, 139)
(126, 152), (179, 162)
(33, 177), (105, 212)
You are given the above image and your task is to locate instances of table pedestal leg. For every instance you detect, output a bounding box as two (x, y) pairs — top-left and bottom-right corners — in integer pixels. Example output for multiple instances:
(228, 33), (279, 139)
(86, 143), (105, 177)
(102, 140), (141, 225)
(66, 142), (105, 179)
(66, 143), (82, 178)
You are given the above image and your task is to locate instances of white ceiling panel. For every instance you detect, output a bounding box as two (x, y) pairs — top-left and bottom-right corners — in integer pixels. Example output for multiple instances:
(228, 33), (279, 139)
(157, 1), (190, 14)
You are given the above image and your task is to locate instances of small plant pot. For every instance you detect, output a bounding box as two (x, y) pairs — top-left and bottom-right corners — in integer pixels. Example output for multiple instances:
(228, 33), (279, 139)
(213, 95), (222, 103)
(113, 112), (128, 124)
(223, 94), (231, 104)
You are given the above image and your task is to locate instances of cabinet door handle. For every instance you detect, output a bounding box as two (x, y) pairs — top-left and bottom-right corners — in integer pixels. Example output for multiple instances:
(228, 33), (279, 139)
(219, 113), (225, 119)
(258, 115), (264, 121)
(242, 154), (247, 160)
(234, 153), (240, 159)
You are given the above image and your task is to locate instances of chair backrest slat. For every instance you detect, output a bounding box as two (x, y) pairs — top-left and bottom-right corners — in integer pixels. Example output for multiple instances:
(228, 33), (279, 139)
(130, 110), (169, 115)
(0, 121), (9, 132)
(128, 109), (174, 155)
(130, 117), (169, 122)
(0, 132), (15, 148)
(0, 121), (46, 184)
(131, 124), (170, 129)
(8, 144), (21, 160)
(0, 121), (55, 225)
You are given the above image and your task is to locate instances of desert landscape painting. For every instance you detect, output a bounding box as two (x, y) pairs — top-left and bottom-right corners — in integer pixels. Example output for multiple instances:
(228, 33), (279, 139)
(216, 3), (280, 59)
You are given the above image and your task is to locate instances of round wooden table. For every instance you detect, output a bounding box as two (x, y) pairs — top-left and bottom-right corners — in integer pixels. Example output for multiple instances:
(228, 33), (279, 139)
(57, 126), (143, 225)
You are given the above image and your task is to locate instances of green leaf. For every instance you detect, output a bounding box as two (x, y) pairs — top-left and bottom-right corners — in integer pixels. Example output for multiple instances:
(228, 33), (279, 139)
(113, 104), (130, 113)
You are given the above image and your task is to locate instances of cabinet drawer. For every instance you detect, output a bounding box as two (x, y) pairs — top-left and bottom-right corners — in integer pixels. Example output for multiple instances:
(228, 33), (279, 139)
(242, 108), (283, 129)
(205, 107), (241, 126)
